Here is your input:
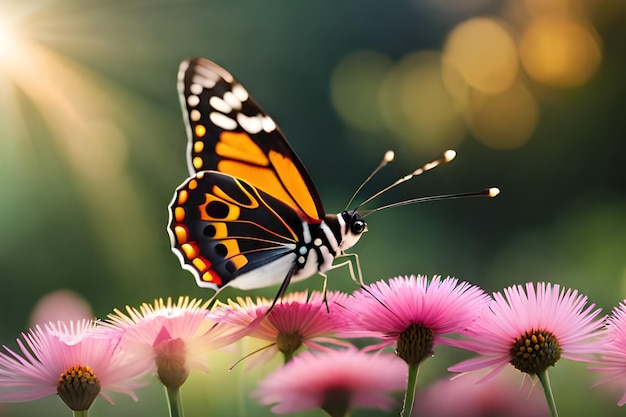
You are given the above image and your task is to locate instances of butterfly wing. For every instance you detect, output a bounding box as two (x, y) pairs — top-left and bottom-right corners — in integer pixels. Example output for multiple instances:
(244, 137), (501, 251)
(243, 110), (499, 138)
(178, 57), (325, 223)
(168, 170), (305, 291)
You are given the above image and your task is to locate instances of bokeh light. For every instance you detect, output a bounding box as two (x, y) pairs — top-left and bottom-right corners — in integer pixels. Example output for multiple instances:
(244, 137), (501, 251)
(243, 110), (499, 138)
(443, 18), (519, 95)
(519, 16), (602, 88)
(466, 80), (539, 149)
(0, 15), (20, 62)
(379, 51), (465, 152)
(330, 50), (393, 133)
(30, 290), (93, 326)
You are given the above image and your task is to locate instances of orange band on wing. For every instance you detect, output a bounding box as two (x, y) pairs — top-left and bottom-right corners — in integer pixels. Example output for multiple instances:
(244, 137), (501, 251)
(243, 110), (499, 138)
(217, 159), (306, 218)
(215, 132), (270, 166)
(268, 150), (320, 221)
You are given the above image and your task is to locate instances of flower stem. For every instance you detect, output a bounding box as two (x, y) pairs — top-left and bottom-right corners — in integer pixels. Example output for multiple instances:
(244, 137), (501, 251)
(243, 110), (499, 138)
(283, 350), (294, 364)
(401, 363), (419, 417)
(165, 386), (185, 417)
(73, 410), (89, 417)
(537, 370), (559, 417)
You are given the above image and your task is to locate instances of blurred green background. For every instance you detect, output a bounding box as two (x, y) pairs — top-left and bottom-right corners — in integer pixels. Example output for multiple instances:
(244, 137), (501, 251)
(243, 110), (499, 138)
(1, 0), (625, 416)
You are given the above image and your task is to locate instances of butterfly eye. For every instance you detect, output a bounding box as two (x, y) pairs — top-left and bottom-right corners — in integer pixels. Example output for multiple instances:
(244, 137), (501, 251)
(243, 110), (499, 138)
(351, 219), (367, 234)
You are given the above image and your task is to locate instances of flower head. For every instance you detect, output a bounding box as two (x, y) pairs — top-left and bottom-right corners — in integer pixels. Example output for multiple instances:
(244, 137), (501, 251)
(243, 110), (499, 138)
(339, 275), (490, 365)
(253, 348), (407, 416)
(212, 290), (351, 365)
(413, 368), (550, 417)
(590, 301), (626, 406)
(449, 282), (605, 381)
(0, 320), (150, 411)
(106, 296), (242, 389)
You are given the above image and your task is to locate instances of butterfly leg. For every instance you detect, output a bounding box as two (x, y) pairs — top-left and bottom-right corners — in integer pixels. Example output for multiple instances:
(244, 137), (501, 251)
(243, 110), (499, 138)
(331, 252), (365, 287)
(266, 265), (297, 316)
(316, 272), (330, 312)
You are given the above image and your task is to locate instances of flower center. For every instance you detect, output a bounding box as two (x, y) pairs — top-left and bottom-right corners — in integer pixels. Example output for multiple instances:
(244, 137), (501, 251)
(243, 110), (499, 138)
(57, 365), (101, 411)
(396, 323), (434, 365)
(509, 329), (562, 375)
(321, 386), (351, 417)
(276, 332), (303, 356)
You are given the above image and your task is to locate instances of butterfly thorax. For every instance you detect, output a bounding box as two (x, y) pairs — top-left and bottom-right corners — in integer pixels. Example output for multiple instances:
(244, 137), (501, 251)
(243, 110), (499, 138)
(291, 211), (366, 283)
(323, 211), (367, 257)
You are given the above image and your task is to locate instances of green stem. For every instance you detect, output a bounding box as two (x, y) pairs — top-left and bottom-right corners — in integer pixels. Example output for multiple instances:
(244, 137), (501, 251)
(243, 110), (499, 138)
(283, 350), (294, 364)
(165, 386), (185, 417)
(401, 363), (420, 417)
(73, 410), (89, 417)
(537, 370), (559, 417)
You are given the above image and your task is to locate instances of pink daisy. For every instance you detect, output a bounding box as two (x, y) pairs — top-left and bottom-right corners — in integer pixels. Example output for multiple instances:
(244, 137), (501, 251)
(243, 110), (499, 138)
(413, 368), (550, 417)
(253, 348), (407, 416)
(339, 275), (490, 365)
(0, 319), (150, 411)
(211, 290), (352, 365)
(449, 282), (605, 381)
(590, 301), (626, 406)
(106, 296), (243, 389)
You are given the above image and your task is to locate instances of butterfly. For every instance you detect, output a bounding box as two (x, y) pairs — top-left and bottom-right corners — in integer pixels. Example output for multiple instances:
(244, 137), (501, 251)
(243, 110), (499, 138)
(168, 58), (368, 302)
(167, 58), (499, 303)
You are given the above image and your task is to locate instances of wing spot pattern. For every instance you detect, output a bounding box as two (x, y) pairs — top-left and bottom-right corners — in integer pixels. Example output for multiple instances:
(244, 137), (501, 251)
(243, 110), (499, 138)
(174, 225), (188, 244)
(187, 95), (200, 107)
(209, 96), (232, 114)
(174, 207), (186, 222)
(237, 113), (263, 134)
(189, 83), (203, 95)
(177, 190), (189, 205)
(193, 140), (204, 153)
(232, 83), (249, 101)
(210, 112), (237, 130)
(206, 200), (230, 219)
(190, 109), (201, 122)
(223, 91), (242, 111)
(194, 124), (206, 138)
(192, 156), (204, 170)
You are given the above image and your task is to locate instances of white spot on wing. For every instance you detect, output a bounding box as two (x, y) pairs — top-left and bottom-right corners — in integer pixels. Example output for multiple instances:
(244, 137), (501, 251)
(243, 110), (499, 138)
(192, 73), (216, 89)
(232, 83), (249, 101)
(187, 95), (200, 107)
(237, 113), (262, 134)
(262, 116), (276, 132)
(190, 109), (201, 122)
(209, 96), (232, 114)
(223, 91), (242, 111)
(189, 83), (203, 95)
(210, 112), (237, 130)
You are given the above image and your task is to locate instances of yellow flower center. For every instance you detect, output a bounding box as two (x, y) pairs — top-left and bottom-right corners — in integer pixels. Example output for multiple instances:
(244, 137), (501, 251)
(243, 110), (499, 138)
(57, 365), (101, 411)
(509, 329), (562, 375)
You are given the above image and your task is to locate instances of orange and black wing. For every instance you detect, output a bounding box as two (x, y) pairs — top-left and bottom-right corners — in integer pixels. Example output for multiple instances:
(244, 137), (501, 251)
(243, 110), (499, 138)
(168, 170), (305, 291)
(178, 57), (325, 223)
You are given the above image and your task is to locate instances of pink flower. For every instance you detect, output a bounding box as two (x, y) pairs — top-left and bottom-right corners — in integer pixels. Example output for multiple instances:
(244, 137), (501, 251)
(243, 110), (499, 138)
(0, 320), (150, 411)
(212, 290), (352, 365)
(106, 296), (242, 389)
(253, 348), (407, 416)
(339, 275), (490, 364)
(590, 301), (626, 406)
(413, 369), (550, 417)
(29, 290), (93, 326)
(449, 282), (605, 381)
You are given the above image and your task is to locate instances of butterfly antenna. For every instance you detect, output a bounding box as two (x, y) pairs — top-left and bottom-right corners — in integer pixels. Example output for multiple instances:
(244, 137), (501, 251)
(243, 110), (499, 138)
(354, 150), (457, 211)
(344, 150), (395, 211)
(362, 187), (500, 218)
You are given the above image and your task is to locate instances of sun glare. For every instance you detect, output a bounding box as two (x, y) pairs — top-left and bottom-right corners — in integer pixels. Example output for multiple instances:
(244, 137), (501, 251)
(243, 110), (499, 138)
(0, 16), (21, 62)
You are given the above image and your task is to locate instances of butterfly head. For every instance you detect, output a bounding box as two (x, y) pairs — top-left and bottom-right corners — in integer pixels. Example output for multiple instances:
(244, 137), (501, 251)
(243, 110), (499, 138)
(338, 210), (367, 252)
